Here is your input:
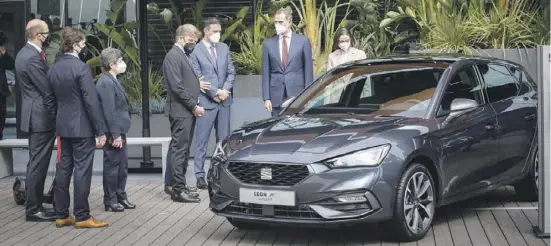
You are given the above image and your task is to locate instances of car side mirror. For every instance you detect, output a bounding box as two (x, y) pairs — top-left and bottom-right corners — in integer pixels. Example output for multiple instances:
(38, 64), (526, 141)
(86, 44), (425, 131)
(281, 97), (295, 109)
(449, 98), (478, 118)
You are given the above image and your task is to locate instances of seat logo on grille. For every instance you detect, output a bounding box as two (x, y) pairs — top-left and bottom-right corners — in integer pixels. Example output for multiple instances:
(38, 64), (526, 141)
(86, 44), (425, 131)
(260, 168), (272, 180)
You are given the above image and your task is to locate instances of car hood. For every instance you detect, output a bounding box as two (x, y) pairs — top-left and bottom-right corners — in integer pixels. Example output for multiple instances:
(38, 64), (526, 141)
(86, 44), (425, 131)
(226, 115), (429, 162)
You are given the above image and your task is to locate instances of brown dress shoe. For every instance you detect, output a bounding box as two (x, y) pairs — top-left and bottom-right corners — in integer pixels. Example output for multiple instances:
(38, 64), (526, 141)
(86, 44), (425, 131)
(55, 216), (75, 228)
(74, 217), (109, 229)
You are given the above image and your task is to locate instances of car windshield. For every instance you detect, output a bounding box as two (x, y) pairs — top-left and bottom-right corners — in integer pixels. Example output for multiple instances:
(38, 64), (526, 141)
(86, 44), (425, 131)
(286, 63), (448, 118)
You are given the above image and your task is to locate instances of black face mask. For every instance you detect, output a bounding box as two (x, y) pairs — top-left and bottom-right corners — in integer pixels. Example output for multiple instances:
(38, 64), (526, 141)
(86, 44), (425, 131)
(78, 46), (89, 61)
(41, 34), (51, 47)
(183, 43), (195, 56)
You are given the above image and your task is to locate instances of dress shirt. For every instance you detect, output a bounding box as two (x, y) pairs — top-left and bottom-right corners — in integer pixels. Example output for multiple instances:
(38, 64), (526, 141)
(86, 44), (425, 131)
(279, 32), (292, 63)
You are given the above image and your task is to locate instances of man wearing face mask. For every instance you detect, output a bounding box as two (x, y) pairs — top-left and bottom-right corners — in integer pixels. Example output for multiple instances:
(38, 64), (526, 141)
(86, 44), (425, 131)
(15, 19), (57, 222)
(47, 27), (107, 228)
(162, 24), (204, 203)
(261, 6), (313, 116)
(189, 17), (235, 190)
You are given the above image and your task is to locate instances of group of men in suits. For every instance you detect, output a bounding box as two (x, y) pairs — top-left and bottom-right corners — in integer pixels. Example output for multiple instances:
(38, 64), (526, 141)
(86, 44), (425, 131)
(162, 7), (313, 203)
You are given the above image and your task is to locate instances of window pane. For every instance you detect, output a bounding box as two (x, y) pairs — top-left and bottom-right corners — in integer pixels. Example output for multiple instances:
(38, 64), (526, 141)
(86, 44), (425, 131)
(478, 64), (519, 102)
(67, 0), (110, 31)
(291, 65), (444, 118)
(30, 0), (63, 30)
(438, 67), (482, 116)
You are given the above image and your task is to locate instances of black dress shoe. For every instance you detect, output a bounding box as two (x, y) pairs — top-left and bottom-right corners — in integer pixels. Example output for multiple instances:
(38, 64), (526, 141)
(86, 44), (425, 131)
(196, 178), (208, 190)
(26, 211), (56, 222)
(171, 190), (201, 203)
(164, 185), (172, 195)
(185, 187), (200, 198)
(105, 203), (125, 212)
(119, 200), (136, 209)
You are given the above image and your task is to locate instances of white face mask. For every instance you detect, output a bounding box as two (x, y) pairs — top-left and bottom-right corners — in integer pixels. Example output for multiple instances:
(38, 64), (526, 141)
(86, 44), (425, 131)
(275, 24), (287, 35)
(209, 32), (221, 44)
(339, 42), (351, 52)
(116, 61), (127, 74)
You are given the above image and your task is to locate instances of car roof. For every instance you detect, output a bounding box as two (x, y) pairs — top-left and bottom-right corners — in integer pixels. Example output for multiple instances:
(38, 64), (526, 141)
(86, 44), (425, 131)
(346, 53), (522, 68)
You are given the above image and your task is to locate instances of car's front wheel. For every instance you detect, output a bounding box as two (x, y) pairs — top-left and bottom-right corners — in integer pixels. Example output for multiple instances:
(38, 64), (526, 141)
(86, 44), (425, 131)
(389, 163), (436, 242)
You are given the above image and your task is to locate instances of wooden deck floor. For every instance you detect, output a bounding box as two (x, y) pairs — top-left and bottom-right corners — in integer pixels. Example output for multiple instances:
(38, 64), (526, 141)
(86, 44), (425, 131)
(0, 177), (548, 246)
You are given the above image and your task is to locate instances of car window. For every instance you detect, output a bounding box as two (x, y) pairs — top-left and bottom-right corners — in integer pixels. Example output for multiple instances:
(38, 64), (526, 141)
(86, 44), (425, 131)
(437, 66), (483, 116)
(511, 68), (536, 94)
(288, 64), (445, 118)
(477, 63), (519, 102)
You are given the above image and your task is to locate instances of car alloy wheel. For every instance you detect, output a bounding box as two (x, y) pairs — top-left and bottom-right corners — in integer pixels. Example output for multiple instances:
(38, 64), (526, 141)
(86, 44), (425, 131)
(534, 149), (539, 193)
(403, 171), (435, 234)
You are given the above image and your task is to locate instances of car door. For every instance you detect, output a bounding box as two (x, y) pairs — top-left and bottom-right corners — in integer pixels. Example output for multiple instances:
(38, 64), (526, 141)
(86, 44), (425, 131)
(435, 64), (500, 198)
(476, 62), (537, 183)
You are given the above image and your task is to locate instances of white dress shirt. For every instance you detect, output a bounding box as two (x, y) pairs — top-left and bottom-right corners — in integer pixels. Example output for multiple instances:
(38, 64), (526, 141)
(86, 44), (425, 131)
(202, 40), (217, 58)
(27, 41), (42, 52)
(279, 32), (292, 63)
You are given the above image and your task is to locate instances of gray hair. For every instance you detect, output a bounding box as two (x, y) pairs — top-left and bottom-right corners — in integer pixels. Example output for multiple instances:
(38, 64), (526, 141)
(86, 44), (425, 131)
(100, 48), (123, 71)
(203, 17), (221, 31)
(275, 6), (293, 22)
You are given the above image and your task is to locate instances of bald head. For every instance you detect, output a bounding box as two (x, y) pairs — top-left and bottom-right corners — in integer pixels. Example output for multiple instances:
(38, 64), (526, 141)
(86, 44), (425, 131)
(26, 19), (49, 42)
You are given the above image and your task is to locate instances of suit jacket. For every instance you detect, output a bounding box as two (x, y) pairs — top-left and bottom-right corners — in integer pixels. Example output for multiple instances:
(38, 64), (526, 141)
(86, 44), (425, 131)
(0, 52), (14, 97)
(162, 45), (200, 118)
(261, 32), (314, 107)
(47, 54), (105, 138)
(327, 47), (367, 71)
(14, 43), (56, 133)
(96, 72), (131, 138)
(189, 41), (235, 109)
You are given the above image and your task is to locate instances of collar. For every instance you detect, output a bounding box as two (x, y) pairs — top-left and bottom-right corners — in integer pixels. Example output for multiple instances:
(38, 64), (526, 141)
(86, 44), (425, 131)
(27, 41), (42, 52)
(202, 40), (213, 49)
(280, 32), (292, 39)
(65, 52), (79, 58)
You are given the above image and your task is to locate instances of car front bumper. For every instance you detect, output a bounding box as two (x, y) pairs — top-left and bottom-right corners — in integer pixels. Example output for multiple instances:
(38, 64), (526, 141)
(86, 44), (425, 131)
(207, 161), (396, 227)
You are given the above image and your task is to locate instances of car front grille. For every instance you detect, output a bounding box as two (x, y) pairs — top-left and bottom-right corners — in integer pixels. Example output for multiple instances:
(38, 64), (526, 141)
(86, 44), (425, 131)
(226, 162), (310, 186)
(223, 202), (322, 220)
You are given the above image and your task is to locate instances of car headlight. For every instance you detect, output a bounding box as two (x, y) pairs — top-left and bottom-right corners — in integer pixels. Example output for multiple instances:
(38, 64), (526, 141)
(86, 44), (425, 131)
(212, 140), (228, 164)
(326, 144), (391, 168)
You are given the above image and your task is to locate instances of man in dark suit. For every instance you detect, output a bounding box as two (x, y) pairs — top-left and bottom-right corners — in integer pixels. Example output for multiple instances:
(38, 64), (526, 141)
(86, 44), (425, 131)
(262, 6), (313, 116)
(162, 24), (204, 203)
(14, 19), (57, 221)
(0, 32), (15, 140)
(47, 27), (107, 228)
(189, 17), (235, 190)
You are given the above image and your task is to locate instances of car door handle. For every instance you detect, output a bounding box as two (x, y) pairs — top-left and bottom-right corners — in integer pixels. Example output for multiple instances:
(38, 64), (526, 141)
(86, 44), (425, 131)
(525, 114), (536, 121)
(485, 124), (495, 131)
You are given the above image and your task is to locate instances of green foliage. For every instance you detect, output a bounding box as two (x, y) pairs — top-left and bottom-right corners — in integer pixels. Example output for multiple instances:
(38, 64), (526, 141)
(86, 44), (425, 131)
(119, 63), (165, 107)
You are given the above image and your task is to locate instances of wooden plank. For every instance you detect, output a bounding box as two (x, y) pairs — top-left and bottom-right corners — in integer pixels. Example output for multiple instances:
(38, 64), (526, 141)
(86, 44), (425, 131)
(202, 219), (235, 246)
(416, 226), (435, 246)
(50, 183), (159, 246)
(254, 230), (278, 246)
(32, 183), (149, 246)
(476, 201), (510, 246)
(165, 205), (216, 246)
(461, 209), (490, 246)
(447, 210), (472, 246)
(431, 211), (454, 246)
(148, 192), (212, 245)
(502, 187), (547, 246)
(236, 229), (263, 246)
(219, 227), (247, 246)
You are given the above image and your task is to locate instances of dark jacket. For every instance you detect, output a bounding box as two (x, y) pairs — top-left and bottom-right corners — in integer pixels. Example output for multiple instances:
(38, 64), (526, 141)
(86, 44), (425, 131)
(162, 45), (201, 118)
(0, 52), (14, 97)
(96, 72), (131, 138)
(14, 43), (56, 132)
(47, 54), (104, 138)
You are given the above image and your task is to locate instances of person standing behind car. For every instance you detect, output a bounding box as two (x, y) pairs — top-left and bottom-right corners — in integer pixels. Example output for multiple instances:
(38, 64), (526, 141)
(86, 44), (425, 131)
(162, 24), (204, 203)
(0, 32), (14, 140)
(96, 48), (136, 212)
(189, 17), (235, 190)
(47, 27), (108, 228)
(326, 28), (366, 71)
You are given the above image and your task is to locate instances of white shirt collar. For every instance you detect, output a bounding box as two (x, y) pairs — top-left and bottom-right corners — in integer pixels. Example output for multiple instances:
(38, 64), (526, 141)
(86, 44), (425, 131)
(280, 32), (292, 39)
(65, 53), (79, 58)
(27, 41), (42, 52)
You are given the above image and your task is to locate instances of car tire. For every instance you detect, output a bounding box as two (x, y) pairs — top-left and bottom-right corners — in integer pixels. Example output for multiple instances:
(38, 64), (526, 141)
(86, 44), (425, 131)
(388, 163), (436, 242)
(227, 218), (269, 230)
(514, 147), (539, 202)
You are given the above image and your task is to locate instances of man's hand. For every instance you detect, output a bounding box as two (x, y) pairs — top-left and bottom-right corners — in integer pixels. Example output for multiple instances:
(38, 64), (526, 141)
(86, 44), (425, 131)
(111, 136), (124, 148)
(264, 100), (272, 112)
(0, 46), (5, 55)
(96, 135), (107, 148)
(200, 81), (211, 93)
(216, 89), (230, 101)
(214, 97), (222, 103)
(193, 105), (205, 117)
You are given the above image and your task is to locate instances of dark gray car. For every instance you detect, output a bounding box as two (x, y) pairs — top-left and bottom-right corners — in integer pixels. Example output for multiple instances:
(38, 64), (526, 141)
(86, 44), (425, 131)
(207, 55), (539, 242)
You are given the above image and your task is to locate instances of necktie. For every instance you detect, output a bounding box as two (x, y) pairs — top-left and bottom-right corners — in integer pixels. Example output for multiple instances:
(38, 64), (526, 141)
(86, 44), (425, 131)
(209, 45), (218, 70)
(281, 35), (288, 71)
(40, 50), (47, 62)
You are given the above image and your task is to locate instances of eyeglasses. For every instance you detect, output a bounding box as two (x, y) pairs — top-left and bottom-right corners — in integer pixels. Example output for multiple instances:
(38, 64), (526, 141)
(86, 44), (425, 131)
(274, 21), (285, 24)
(40, 32), (50, 35)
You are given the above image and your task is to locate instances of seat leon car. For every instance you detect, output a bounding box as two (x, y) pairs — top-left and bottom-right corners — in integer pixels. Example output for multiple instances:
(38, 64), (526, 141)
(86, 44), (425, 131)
(207, 55), (539, 242)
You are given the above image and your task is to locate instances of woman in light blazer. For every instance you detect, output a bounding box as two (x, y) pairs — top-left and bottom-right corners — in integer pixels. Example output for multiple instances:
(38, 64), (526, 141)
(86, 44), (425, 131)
(96, 48), (135, 212)
(327, 28), (367, 71)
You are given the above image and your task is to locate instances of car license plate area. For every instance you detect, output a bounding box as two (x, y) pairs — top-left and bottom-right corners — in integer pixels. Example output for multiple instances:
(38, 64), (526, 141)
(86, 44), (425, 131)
(239, 188), (296, 207)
